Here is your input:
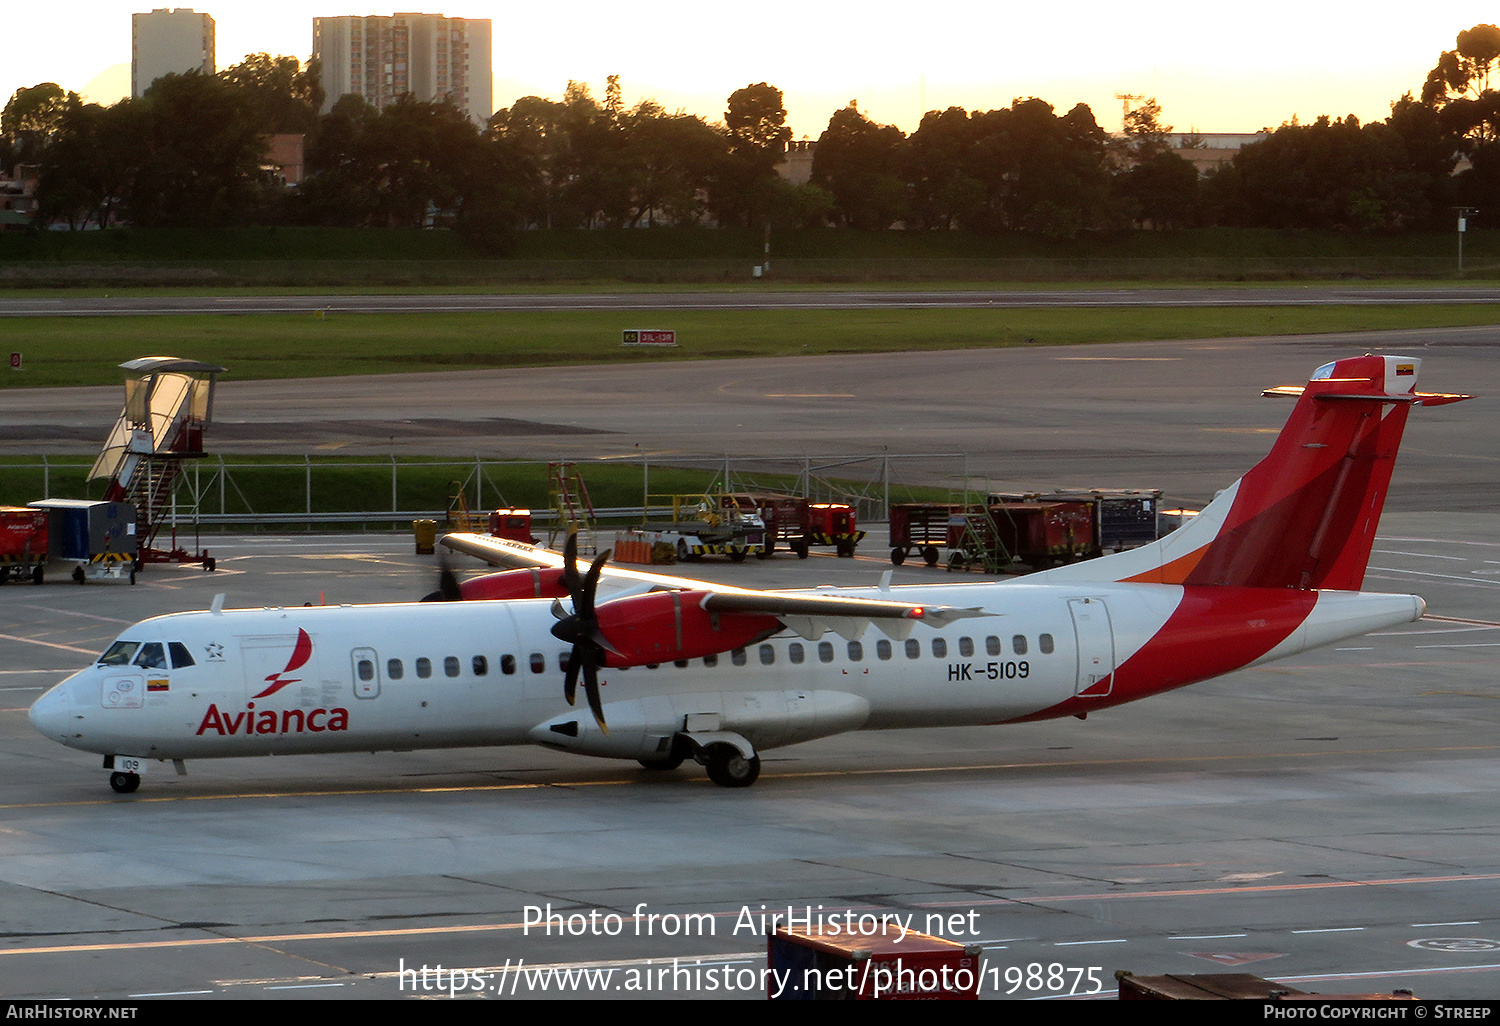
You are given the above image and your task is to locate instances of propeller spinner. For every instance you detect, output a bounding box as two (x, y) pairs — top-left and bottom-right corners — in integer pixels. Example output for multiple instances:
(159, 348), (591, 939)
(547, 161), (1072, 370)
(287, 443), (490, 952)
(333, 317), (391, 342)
(549, 533), (616, 733)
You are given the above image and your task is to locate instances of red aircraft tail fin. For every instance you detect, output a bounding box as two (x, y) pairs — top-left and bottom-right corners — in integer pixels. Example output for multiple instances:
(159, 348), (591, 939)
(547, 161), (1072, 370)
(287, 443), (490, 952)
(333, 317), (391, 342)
(1034, 355), (1470, 591)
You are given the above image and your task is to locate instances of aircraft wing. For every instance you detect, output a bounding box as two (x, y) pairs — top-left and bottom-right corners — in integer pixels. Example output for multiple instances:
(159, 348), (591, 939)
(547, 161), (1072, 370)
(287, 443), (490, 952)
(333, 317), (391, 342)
(439, 531), (988, 636)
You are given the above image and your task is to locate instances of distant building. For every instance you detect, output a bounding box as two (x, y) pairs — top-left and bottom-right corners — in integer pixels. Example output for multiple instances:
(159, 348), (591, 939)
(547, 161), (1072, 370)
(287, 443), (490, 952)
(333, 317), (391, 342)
(132, 8), (216, 98)
(779, 139), (816, 186)
(312, 12), (493, 125)
(0, 165), (39, 229)
(1166, 133), (1268, 175)
(263, 134), (305, 187)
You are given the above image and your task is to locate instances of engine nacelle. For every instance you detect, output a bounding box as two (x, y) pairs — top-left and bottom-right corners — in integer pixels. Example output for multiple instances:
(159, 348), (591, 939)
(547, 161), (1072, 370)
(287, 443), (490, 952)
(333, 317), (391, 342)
(596, 591), (782, 667)
(459, 567), (570, 600)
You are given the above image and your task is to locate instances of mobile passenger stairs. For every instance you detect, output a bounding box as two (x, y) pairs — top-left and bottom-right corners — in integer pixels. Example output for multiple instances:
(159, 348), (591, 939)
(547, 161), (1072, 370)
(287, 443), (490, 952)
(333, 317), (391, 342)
(88, 357), (225, 570)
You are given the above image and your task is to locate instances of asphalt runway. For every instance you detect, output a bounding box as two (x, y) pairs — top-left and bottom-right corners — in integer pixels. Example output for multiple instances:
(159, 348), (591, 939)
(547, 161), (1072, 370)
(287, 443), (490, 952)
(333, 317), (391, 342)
(2, 335), (1499, 1001)
(7, 285), (1500, 317)
(6, 325), (1500, 508)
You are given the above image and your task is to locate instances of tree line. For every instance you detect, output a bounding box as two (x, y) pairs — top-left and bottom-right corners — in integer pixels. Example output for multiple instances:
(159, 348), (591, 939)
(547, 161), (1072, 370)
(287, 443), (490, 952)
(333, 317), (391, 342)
(5, 25), (1500, 239)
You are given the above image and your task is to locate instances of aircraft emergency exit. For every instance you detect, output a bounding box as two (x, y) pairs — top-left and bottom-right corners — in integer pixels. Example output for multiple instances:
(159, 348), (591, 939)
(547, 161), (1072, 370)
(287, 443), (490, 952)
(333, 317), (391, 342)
(29, 355), (1469, 792)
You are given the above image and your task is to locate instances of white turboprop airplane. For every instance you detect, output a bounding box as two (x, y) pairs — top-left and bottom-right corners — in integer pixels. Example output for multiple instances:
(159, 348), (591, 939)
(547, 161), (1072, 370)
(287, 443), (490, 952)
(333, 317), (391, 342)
(29, 355), (1469, 792)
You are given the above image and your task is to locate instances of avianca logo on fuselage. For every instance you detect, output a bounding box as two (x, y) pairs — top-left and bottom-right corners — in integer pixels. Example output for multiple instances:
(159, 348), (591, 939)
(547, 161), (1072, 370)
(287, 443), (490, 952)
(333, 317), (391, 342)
(197, 702), (350, 736)
(251, 628), (313, 700)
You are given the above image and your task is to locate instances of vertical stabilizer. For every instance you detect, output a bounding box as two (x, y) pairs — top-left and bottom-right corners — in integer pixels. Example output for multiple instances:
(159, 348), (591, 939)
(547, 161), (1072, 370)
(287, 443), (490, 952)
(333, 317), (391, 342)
(1030, 355), (1470, 591)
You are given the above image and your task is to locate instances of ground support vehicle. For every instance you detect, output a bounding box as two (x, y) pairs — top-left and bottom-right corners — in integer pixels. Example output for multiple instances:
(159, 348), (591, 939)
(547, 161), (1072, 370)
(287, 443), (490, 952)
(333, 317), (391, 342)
(486, 508), (537, 544)
(0, 507), (48, 584)
(28, 499), (139, 584)
(641, 494), (766, 562)
(768, 923), (981, 1000)
(889, 503), (962, 566)
(720, 494), (864, 558)
(991, 489), (1163, 553)
(946, 501), (1095, 572)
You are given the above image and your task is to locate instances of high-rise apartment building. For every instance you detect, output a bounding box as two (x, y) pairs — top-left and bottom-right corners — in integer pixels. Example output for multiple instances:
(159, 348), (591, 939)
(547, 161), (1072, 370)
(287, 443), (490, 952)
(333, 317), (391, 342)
(132, 8), (216, 98)
(313, 13), (493, 125)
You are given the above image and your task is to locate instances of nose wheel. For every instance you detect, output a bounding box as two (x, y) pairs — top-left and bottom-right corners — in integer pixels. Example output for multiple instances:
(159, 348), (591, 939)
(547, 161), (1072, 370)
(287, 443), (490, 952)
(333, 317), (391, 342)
(109, 772), (140, 794)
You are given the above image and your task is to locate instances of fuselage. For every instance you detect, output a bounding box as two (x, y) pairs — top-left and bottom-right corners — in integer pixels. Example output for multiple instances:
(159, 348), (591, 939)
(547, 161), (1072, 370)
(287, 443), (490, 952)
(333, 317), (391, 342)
(28, 579), (1424, 769)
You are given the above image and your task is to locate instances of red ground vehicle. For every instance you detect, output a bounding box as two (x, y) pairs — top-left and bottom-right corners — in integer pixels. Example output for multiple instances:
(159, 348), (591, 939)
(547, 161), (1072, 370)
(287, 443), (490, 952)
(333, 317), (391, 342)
(720, 494), (863, 558)
(0, 507), (48, 584)
(888, 503), (962, 566)
(487, 508), (536, 544)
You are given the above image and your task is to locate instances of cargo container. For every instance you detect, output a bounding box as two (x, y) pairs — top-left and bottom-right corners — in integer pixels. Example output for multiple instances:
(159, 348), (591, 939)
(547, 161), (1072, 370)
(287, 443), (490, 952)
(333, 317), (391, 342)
(28, 499), (139, 583)
(768, 922), (981, 1000)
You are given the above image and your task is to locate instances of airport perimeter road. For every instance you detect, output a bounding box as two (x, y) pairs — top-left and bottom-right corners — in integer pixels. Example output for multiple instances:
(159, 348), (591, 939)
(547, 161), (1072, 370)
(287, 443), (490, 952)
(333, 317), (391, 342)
(5, 327), (1499, 511)
(7, 285), (1500, 316)
(1, 515), (1499, 1001)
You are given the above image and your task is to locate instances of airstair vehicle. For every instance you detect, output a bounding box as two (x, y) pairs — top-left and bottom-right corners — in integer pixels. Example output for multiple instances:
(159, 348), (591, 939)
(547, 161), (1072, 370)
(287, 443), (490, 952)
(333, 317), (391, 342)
(88, 357), (224, 570)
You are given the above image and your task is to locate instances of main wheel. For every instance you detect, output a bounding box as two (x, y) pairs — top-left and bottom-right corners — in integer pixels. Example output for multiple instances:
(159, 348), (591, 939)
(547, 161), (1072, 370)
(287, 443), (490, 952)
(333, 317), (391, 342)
(704, 743), (760, 788)
(109, 772), (140, 794)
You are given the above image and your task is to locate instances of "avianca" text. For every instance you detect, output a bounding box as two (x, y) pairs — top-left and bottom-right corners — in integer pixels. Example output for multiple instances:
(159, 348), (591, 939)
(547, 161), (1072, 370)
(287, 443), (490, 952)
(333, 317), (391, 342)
(196, 703), (350, 736)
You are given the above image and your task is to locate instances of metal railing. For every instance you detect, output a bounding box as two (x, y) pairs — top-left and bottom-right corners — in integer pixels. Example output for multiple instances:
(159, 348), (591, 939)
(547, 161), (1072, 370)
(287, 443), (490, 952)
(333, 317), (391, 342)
(4, 452), (975, 531)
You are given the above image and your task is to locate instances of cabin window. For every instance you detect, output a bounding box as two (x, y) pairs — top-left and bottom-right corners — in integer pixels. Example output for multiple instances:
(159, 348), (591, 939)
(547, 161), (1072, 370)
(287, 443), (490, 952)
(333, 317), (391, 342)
(905, 638), (920, 659)
(559, 652), (571, 673)
(168, 642), (195, 668)
(959, 637), (974, 658)
(99, 641), (139, 666)
(759, 644), (775, 666)
(529, 653), (546, 674)
(788, 643), (804, 664)
(416, 657), (432, 679)
(731, 648), (747, 667)
(704, 653), (718, 667)
(818, 641), (834, 663)
(357, 659), (375, 682)
(387, 659), (404, 680)
(876, 639), (892, 660)
(1039, 633), (1055, 654)
(501, 654), (516, 675)
(1012, 635), (1028, 655)
(133, 643), (167, 669)
(847, 641), (863, 661)
(986, 636), (1001, 656)
(472, 655), (488, 676)
(444, 656), (460, 677)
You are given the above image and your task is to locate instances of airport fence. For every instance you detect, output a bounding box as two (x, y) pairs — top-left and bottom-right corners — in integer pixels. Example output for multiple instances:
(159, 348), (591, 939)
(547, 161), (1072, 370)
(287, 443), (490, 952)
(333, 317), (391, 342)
(4, 452), (977, 533)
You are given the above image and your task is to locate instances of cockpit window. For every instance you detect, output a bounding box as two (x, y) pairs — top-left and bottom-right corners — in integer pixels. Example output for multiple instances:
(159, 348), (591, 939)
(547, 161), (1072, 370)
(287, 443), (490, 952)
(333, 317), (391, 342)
(133, 643), (168, 669)
(168, 642), (195, 668)
(99, 641), (140, 666)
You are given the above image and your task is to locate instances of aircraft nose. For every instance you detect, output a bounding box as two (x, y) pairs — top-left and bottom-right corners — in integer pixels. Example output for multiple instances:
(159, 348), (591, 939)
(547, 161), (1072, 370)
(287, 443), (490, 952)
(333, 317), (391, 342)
(28, 683), (73, 742)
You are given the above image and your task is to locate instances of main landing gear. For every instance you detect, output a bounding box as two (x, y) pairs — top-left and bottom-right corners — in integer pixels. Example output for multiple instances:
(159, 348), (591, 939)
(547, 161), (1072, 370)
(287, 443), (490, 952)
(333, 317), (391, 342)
(637, 736), (762, 787)
(703, 743), (760, 788)
(109, 772), (140, 794)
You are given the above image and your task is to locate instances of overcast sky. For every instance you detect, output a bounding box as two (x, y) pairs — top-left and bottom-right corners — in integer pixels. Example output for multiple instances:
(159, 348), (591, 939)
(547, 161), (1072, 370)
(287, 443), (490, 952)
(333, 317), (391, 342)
(7, 3), (1495, 137)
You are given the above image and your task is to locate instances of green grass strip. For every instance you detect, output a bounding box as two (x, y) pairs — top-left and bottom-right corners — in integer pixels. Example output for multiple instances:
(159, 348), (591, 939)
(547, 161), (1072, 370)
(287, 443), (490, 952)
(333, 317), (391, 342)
(4, 305), (1498, 389)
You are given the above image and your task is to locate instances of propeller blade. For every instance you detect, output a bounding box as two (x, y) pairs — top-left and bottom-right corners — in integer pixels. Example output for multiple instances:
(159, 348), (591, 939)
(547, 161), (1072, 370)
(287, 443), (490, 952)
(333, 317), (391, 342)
(421, 553), (465, 602)
(563, 654), (580, 707)
(583, 661), (608, 734)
